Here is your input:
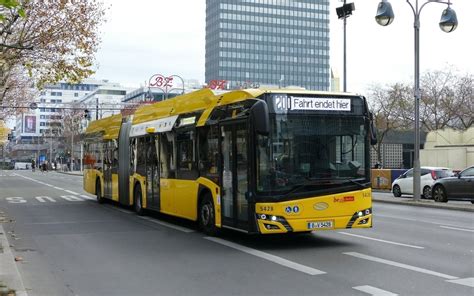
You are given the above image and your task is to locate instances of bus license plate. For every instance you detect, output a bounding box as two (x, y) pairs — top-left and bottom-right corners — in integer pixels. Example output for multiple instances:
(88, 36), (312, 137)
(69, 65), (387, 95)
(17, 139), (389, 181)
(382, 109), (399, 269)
(308, 221), (333, 229)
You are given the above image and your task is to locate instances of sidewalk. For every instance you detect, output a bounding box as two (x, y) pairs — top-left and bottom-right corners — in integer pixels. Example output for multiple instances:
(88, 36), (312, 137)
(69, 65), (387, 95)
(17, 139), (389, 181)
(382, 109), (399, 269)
(0, 225), (28, 296)
(372, 191), (474, 212)
(55, 170), (83, 176)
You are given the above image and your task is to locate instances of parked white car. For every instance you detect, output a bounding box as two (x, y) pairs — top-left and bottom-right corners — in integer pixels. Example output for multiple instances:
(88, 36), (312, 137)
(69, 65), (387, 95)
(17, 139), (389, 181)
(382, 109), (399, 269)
(392, 167), (453, 198)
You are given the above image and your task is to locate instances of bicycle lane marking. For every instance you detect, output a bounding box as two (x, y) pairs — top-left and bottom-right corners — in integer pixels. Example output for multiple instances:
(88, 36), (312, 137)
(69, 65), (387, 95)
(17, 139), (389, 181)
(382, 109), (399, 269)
(11, 173), (93, 202)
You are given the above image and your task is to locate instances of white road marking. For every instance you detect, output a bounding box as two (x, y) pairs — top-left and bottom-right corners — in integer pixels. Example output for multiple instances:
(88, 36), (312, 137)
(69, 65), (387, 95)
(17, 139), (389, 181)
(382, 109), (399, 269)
(5, 197), (27, 203)
(446, 277), (474, 288)
(353, 285), (398, 296)
(344, 252), (458, 280)
(25, 220), (113, 225)
(10, 174), (94, 203)
(80, 194), (96, 201)
(140, 216), (194, 233)
(205, 237), (326, 275)
(377, 214), (471, 229)
(60, 195), (84, 202)
(35, 196), (57, 203)
(338, 232), (424, 249)
(440, 225), (474, 233)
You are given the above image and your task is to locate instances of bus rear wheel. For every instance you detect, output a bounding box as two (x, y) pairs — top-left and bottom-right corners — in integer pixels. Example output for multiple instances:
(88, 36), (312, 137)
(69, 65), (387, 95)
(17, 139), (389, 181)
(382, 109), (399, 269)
(96, 180), (104, 204)
(199, 194), (218, 236)
(134, 186), (144, 215)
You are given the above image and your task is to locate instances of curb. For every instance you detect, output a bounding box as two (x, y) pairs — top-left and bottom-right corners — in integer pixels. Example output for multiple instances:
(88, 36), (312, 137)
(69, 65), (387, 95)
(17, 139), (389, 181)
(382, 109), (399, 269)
(372, 197), (474, 212)
(0, 225), (28, 296)
(55, 171), (83, 176)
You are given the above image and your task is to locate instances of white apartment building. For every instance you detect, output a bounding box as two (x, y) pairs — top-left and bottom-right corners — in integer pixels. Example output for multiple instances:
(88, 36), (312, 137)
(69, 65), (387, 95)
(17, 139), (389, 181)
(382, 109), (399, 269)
(80, 83), (134, 121)
(11, 79), (129, 163)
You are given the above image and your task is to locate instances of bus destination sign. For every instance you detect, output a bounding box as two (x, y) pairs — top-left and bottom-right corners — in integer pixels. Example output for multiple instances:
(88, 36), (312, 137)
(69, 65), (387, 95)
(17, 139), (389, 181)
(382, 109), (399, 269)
(275, 95), (351, 112)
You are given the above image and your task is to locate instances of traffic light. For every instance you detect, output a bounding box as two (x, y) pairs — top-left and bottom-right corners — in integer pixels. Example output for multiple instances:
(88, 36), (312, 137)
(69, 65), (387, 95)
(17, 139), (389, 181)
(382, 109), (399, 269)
(84, 109), (90, 119)
(7, 133), (13, 141)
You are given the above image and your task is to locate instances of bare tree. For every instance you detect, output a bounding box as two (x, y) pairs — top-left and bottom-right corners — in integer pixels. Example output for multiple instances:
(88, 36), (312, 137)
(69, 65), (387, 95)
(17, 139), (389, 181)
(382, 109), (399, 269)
(1, 0), (106, 106)
(450, 73), (473, 129)
(0, 66), (36, 118)
(419, 68), (459, 131)
(367, 83), (412, 164)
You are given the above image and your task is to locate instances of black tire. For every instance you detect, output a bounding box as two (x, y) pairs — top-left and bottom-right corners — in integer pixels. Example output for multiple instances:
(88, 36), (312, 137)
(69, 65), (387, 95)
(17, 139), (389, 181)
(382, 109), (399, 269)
(96, 179), (105, 204)
(199, 193), (218, 236)
(392, 185), (402, 197)
(134, 185), (144, 215)
(422, 186), (431, 199)
(432, 185), (448, 203)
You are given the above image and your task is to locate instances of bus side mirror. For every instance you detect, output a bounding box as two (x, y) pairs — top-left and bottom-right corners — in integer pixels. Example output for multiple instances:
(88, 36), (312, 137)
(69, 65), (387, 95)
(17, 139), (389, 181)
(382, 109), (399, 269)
(369, 112), (377, 145)
(250, 100), (270, 135)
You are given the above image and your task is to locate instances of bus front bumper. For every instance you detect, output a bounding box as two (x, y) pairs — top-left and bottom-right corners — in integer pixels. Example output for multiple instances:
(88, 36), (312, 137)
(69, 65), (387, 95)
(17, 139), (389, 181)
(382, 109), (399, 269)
(256, 210), (372, 234)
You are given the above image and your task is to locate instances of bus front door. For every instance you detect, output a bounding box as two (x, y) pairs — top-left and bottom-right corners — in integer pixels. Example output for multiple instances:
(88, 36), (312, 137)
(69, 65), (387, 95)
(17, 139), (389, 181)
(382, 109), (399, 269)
(221, 122), (249, 231)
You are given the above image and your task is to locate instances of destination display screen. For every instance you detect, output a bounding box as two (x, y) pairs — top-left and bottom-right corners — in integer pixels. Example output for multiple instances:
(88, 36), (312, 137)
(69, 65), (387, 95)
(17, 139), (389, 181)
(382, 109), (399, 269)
(267, 94), (364, 115)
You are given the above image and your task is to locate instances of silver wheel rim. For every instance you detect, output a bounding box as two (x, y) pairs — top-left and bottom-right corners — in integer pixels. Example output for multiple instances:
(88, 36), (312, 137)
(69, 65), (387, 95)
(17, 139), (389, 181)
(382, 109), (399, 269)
(434, 187), (443, 201)
(136, 193), (141, 211)
(394, 186), (400, 196)
(423, 187), (430, 198)
(201, 202), (212, 226)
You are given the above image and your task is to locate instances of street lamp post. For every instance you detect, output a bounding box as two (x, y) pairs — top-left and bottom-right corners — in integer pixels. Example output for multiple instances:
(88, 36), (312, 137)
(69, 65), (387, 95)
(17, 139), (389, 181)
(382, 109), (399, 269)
(336, 1), (355, 92)
(375, 0), (458, 201)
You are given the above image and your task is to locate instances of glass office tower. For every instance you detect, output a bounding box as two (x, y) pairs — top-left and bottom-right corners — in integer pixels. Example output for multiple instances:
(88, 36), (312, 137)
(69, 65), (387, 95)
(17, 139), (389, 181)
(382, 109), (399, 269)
(205, 0), (330, 91)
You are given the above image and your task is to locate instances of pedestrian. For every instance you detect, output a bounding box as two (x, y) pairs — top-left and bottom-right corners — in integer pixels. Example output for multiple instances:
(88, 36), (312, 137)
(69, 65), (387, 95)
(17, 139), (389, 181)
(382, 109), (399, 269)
(31, 160), (36, 172)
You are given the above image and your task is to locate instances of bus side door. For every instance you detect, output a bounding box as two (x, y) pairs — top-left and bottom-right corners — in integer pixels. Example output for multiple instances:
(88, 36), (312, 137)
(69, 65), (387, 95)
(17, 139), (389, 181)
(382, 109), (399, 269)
(145, 135), (160, 210)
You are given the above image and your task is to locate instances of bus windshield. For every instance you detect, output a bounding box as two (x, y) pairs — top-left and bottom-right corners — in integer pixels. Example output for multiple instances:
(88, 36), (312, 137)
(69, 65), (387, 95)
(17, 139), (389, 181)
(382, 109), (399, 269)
(256, 114), (368, 195)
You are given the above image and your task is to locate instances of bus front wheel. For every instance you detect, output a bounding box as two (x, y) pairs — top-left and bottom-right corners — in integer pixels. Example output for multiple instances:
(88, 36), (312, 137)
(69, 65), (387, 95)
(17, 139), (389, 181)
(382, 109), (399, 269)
(199, 193), (217, 236)
(96, 180), (104, 204)
(134, 186), (144, 216)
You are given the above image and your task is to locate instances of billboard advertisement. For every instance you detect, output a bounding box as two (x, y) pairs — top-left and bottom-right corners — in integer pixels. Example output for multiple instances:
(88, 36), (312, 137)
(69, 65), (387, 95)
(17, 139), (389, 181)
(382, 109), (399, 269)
(24, 115), (37, 133)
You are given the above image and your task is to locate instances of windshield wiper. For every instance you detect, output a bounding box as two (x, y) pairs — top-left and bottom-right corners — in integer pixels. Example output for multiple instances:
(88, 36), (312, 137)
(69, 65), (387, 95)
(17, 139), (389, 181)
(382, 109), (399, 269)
(340, 178), (369, 189)
(285, 179), (336, 195)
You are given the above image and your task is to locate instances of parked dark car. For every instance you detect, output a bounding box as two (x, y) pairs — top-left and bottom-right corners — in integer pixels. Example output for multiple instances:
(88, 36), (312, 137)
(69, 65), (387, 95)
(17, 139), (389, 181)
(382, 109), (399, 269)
(432, 166), (474, 203)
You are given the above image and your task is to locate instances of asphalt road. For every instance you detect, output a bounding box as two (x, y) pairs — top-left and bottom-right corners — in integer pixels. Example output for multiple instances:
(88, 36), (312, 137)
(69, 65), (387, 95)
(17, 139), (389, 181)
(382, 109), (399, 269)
(0, 170), (473, 296)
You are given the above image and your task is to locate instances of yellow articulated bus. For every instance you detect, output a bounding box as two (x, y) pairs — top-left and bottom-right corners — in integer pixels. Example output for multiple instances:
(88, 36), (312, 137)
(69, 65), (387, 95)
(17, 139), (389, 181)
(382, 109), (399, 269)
(83, 88), (377, 235)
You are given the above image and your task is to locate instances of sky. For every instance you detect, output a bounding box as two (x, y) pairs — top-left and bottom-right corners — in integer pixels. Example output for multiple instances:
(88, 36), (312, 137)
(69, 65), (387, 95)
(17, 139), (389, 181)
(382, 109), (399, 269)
(93, 0), (474, 94)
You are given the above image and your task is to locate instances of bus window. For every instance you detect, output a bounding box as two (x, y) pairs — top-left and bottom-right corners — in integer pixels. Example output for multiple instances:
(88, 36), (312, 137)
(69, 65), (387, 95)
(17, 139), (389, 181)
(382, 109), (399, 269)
(198, 126), (219, 182)
(177, 129), (198, 179)
(136, 137), (147, 176)
(160, 132), (175, 179)
(130, 138), (137, 174)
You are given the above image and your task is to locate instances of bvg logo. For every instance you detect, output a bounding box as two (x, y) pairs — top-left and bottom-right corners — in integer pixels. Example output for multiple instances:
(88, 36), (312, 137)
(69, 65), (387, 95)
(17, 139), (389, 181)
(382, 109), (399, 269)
(333, 196), (355, 203)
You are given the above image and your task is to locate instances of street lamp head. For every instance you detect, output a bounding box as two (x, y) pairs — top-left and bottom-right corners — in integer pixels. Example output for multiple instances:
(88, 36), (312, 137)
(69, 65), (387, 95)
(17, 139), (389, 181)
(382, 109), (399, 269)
(375, 0), (394, 26)
(336, 2), (355, 20)
(439, 7), (458, 33)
